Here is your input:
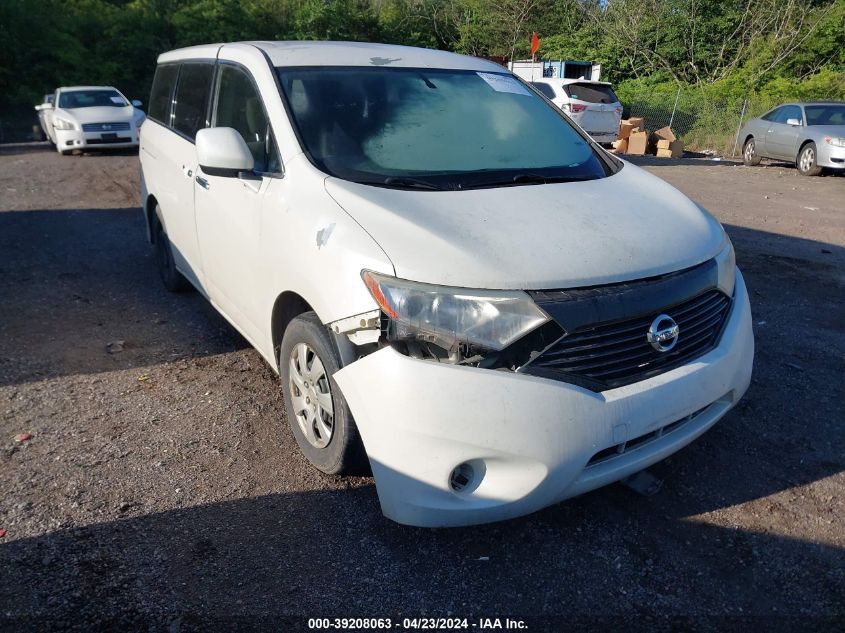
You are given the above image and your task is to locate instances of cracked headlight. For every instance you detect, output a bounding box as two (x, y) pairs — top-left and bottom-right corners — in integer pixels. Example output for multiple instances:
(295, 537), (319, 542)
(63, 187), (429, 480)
(362, 271), (550, 352)
(53, 117), (76, 130)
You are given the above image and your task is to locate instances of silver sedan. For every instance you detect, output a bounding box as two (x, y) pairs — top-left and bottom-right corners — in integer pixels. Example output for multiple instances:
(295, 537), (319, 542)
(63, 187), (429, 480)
(739, 102), (845, 176)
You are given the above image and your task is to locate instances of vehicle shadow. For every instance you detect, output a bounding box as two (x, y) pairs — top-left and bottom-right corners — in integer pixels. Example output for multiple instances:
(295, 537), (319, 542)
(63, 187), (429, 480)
(0, 207), (248, 387)
(0, 470), (842, 629)
(0, 142), (53, 157)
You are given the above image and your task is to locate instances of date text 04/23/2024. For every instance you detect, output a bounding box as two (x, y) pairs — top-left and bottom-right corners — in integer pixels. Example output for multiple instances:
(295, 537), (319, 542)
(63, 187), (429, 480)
(307, 618), (528, 630)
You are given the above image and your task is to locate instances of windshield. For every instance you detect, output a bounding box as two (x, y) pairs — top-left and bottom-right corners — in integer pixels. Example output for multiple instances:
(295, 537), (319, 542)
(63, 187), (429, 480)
(58, 89), (127, 109)
(276, 67), (610, 189)
(804, 105), (845, 126)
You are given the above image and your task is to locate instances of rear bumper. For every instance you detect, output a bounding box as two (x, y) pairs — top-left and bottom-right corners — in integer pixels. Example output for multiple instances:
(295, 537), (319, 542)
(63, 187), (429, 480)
(55, 128), (138, 151)
(335, 271), (754, 527)
(817, 143), (845, 169)
(588, 132), (619, 143)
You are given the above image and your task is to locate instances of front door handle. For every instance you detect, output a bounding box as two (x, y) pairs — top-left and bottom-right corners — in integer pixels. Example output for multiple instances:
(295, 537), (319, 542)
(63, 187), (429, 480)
(195, 175), (210, 190)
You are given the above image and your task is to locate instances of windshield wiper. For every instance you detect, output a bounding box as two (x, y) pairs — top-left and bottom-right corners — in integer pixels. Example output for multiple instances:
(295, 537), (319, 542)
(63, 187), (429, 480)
(457, 173), (596, 190)
(381, 176), (443, 191)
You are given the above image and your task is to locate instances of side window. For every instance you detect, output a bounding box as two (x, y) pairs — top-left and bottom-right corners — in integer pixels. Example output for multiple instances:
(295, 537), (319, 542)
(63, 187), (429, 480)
(778, 105), (802, 124)
(148, 64), (179, 125)
(213, 64), (281, 173)
(172, 63), (214, 139)
(761, 107), (781, 122)
(531, 83), (556, 100)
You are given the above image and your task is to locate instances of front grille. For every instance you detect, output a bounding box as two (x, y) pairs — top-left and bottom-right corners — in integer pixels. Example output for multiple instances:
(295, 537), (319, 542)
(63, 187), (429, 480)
(82, 122), (130, 132)
(524, 289), (732, 391)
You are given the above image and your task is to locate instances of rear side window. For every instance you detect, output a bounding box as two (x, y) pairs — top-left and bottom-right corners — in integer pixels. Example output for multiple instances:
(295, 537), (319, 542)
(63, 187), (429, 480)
(172, 63), (214, 139)
(531, 82), (557, 100)
(148, 64), (178, 124)
(213, 65), (281, 173)
(563, 83), (618, 104)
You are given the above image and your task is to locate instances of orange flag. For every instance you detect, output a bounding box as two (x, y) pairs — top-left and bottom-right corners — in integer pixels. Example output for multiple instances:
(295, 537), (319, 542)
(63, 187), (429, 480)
(530, 32), (540, 57)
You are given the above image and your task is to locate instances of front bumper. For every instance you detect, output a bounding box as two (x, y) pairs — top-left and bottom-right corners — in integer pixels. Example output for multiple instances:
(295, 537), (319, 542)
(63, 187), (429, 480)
(817, 142), (845, 169)
(335, 270), (754, 527)
(55, 128), (139, 151)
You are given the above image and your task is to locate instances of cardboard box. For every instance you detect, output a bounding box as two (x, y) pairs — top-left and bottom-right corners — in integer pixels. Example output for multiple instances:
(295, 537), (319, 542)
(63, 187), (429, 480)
(653, 126), (676, 142)
(618, 121), (637, 139)
(612, 138), (628, 153)
(656, 139), (672, 150)
(656, 140), (684, 158)
(628, 117), (645, 130)
(627, 130), (649, 155)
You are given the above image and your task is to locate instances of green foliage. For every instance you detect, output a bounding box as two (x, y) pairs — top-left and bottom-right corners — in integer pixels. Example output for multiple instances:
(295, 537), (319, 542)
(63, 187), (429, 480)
(1, 0), (843, 130)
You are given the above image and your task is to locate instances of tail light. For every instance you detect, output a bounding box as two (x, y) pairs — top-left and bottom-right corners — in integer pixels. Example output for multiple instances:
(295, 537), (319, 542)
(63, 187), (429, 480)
(615, 107), (623, 114)
(570, 104), (587, 113)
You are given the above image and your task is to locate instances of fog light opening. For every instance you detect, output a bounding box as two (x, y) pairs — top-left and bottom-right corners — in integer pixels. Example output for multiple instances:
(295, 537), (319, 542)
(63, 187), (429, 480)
(449, 462), (474, 492)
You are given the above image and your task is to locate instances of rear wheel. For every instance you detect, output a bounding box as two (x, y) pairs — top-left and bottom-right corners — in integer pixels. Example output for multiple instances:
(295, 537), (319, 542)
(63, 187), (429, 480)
(280, 312), (368, 475)
(153, 211), (191, 292)
(742, 138), (761, 166)
(797, 142), (822, 176)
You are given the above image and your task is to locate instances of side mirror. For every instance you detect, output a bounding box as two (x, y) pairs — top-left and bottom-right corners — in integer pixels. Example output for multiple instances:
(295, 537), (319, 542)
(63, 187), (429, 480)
(196, 127), (254, 177)
(786, 118), (801, 126)
(131, 99), (143, 107)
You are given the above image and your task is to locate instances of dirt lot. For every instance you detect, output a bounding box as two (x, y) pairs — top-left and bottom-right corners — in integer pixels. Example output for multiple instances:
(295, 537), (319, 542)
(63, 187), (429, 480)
(1, 145), (843, 631)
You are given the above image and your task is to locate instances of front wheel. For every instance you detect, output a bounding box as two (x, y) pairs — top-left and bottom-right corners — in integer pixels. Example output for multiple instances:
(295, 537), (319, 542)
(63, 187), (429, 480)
(742, 138), (761, 166)
(797, 143), (822, 176)
(280, 312), (368, 475)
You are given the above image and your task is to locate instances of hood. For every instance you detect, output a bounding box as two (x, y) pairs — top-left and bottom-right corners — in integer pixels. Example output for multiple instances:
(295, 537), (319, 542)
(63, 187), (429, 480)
(324, 162), (725, 290)
(58, 105), (136, 124)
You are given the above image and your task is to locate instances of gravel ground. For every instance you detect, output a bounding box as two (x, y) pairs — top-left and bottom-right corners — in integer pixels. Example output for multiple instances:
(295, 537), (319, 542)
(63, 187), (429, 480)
(1, 145), (843, 632)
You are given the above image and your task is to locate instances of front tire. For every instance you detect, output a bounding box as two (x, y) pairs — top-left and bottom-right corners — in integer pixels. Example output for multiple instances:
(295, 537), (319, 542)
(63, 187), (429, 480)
(742, 138), (761, 166)
(280, 312), (368, 475)
(153, 212), (191, 292)
(797, 142), (822, 176)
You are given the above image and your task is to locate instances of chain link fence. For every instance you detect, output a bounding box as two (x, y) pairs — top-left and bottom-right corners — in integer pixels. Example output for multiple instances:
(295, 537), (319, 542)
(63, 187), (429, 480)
(621, 86), (782, 157)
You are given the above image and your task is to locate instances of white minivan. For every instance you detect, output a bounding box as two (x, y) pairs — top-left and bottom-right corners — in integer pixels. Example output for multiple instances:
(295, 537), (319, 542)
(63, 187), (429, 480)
(140, 41), (754, 527)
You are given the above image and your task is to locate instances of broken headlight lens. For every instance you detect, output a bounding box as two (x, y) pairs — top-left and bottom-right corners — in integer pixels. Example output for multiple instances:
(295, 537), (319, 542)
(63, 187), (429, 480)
(362, 271), (550, 352)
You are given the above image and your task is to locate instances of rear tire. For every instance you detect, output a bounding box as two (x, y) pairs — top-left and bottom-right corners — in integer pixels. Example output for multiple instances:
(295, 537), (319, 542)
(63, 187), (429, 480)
(280, 312), (368, 475)
(797, 142), (822, 176)
(742, 138), (761, 166)
(153, 212), (191, 292)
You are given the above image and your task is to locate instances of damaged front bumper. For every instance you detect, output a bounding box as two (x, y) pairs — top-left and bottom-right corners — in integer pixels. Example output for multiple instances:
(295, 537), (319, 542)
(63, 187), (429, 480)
(334, 271), (754, 528)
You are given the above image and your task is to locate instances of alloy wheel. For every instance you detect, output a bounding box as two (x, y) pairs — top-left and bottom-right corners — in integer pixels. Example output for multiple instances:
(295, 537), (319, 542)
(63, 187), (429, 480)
(800, 147), (815, 172)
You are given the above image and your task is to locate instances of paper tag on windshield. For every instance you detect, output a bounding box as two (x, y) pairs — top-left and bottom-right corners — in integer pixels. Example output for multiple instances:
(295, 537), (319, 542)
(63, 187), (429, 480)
(477, 72), (531, 96)
(111, 96), (125, 104)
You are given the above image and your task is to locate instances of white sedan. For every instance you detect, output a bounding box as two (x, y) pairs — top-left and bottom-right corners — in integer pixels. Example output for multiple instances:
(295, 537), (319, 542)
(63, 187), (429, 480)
(38, 86), (146, 154)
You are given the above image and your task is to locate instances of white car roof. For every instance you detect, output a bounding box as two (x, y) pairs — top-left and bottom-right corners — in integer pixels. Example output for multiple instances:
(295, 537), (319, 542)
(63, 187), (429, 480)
(57, 86), (120, 92)
(158, 41), (505, 72)
(531, 78), (613, 87)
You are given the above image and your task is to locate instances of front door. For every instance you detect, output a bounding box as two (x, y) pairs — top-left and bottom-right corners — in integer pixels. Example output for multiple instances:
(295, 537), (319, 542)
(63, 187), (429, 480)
(194, 63), (285, 344)
(765, 105), (803, 160)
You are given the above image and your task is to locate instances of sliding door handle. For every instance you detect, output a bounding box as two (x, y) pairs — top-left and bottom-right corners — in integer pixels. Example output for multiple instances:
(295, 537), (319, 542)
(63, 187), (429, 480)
(195, 175), (210, 190)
